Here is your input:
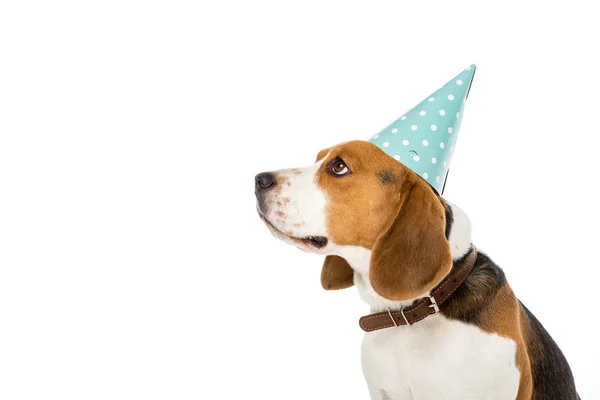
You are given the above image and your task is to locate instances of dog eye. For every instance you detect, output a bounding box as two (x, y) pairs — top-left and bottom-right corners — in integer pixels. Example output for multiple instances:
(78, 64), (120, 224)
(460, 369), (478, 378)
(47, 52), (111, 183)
(329, 158), (350, 176)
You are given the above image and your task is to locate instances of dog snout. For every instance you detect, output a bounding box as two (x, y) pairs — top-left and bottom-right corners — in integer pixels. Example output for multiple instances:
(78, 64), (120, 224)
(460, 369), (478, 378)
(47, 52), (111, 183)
(255, 172), (276, 196)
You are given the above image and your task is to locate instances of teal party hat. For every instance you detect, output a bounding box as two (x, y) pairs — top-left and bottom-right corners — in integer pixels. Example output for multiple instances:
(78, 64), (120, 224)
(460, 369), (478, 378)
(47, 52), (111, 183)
(369, 65), (476, 194)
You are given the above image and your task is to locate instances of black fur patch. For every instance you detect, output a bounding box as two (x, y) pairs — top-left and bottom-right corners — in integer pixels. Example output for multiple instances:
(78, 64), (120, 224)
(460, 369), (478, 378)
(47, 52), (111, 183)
(443, 200), (454, 240)
(520, 302), (579, 399)
(376, 169), (395, 185)
(441, 250), (507, 326)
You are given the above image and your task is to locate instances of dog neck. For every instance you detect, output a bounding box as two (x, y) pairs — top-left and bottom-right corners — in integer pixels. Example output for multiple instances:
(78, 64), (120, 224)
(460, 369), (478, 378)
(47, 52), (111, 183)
(333, 200), (473, 312)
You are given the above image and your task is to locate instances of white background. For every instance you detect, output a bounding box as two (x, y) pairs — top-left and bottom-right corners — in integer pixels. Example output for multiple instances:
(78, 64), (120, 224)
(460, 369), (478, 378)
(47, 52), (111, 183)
(1, 1), (599, 399)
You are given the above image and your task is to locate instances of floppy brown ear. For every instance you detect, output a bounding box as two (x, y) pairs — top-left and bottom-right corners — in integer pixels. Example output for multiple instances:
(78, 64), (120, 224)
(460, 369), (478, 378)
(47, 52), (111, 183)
(369, 176), (451, 301)
(321, 256), (354, 290)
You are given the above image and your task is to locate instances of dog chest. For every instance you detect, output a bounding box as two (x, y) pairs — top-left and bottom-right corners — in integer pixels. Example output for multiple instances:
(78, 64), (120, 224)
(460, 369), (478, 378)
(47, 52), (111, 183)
(360, 315), (521, 400)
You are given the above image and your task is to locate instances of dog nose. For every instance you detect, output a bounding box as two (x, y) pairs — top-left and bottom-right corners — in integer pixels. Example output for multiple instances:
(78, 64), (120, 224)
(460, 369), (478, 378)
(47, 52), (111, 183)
(255, 172), (276, 193)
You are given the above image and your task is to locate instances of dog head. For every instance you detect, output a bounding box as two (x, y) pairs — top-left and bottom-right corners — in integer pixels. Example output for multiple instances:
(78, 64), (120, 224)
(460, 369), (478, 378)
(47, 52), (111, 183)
(255, 140), (459, 302)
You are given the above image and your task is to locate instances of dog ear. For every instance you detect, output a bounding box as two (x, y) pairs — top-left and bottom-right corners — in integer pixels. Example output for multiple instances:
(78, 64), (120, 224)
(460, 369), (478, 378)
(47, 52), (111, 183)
(321, 256), (354, 290)
(369, 176), (451, 301)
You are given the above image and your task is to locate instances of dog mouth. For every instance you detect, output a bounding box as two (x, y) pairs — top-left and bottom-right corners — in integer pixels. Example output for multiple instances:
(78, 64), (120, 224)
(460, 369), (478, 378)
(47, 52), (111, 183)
(303, 236), (328, 248)
(258, 213), (328, 249)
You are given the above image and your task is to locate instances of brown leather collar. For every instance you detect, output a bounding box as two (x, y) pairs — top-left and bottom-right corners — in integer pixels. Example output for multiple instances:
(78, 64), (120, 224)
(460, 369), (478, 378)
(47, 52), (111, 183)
(359, 247), (478, 332)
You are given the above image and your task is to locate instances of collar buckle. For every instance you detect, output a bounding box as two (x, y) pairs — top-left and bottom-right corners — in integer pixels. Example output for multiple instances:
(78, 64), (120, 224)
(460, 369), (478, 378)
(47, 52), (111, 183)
(400, 308), (411, 326)
(387, 309), (398, 327)
(428, 295), (440, 314)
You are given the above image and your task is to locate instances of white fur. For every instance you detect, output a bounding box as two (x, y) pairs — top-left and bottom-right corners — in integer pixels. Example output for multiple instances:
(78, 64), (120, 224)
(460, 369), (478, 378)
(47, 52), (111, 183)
(258, 155), (331, 254)
(334, 245), (417, 311)
(259, 158), (521, 399)
(361, 314), (520, 400)
(445, 200), (473, 260)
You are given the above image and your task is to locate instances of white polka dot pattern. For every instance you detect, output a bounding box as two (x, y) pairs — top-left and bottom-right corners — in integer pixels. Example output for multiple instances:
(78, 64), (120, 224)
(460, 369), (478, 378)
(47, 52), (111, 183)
(368, 64), (476, 194)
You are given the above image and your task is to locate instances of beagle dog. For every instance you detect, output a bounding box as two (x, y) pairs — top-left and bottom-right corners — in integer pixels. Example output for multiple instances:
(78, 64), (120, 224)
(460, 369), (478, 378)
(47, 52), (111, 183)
(255, 140), (579, 400)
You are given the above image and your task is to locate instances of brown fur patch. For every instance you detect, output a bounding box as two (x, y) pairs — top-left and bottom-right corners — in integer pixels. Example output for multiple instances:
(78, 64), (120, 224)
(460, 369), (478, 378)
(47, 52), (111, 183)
(316, 142), (406, 290)
(376, 169), (395, 185)
(369, 175), (452, 300)
(478, 285), (533, 399)
(314, 141), (451, 300)
(321, 255), (354, 290)
(315, 141), (408, 249)
(315, 147), (332, 162)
